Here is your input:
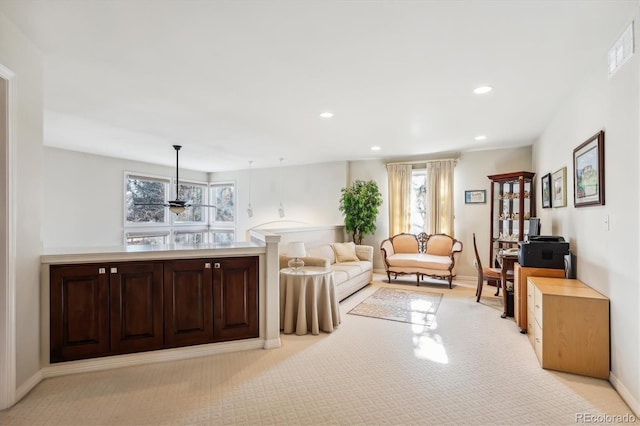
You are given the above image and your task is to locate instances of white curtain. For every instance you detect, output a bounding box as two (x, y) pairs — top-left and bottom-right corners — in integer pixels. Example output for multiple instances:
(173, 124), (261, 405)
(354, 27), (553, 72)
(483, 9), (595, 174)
(386, 164), (412, 236)
(426, 160), (456, 236)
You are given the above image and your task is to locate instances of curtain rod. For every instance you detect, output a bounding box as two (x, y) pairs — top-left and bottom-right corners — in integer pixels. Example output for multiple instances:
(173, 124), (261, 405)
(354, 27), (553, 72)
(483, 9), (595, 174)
(385, 157), (459, 166)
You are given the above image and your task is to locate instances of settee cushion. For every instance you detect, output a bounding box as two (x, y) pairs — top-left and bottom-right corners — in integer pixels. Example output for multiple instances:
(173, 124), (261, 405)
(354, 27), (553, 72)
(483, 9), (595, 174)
(425, 235), (454, 256)
(386, 253), (452, 270)
(391, 234), (419, 253)
(331, 242), (360, 262)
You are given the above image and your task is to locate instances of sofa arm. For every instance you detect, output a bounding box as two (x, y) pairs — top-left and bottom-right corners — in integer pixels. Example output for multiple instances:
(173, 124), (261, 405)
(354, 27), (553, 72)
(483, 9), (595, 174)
(279, 255), (330, 270)
(355, 245), (374, 262)
(451, 239), (463, 256)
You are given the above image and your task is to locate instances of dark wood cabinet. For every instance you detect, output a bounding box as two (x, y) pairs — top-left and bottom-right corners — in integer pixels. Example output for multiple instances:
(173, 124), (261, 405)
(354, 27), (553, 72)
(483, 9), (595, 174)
(213, 257), (259, 340)
(488, 171), (536, 266)
(110, 262), (164, 354)
(163, 259), (214, 347)
(50, 264), (110, 362)
(50, 256), (259, 363)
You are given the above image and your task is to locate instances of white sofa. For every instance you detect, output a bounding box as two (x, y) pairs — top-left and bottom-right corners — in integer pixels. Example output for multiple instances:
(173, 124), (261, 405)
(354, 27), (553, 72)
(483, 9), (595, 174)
(280, 242), (373, 301)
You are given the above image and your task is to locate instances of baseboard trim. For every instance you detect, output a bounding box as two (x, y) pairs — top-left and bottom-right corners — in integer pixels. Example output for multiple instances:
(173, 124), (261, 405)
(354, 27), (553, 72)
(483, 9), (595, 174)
(15, 369), (43, 402)
(263, 338), (281, 349)
(609, 371), (640, 417)
(42, 339), (265, 379)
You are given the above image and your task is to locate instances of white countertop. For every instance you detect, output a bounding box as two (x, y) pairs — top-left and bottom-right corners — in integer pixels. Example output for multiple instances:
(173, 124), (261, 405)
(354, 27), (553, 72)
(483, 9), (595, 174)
(41, 241), (266, 264)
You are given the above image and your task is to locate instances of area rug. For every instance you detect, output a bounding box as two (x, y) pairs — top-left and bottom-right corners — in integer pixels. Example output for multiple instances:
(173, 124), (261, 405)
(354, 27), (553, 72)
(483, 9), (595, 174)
(348, 287), (442, 327)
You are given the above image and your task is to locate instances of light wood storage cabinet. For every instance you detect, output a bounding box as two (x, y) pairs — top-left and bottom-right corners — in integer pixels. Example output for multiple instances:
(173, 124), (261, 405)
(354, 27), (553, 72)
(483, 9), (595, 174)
(527, 276), (609, 379)
(513, 263), (565, 333)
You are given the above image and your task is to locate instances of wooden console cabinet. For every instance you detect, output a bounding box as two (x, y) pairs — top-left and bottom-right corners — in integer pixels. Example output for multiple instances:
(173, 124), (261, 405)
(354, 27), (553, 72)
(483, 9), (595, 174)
(527, 276), (609, 379)
(51, 256), (258, 363)
(513, 263), (564, 333)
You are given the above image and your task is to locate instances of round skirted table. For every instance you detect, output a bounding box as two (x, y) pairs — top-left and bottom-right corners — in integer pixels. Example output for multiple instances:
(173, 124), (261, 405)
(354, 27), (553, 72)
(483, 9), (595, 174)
(279, 267), (341, 335)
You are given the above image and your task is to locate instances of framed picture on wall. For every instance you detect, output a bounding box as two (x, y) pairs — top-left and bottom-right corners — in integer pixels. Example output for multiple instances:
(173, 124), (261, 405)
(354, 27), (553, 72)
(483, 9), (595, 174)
(574, 131), (605, 207)
(464, 190), (486, 204)
(552, 167), (567, 208)
(541, 173), (552, 208)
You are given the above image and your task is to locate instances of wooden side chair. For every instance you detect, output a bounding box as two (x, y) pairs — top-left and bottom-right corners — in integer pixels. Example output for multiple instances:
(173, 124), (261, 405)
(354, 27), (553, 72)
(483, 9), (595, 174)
(473, 233), (513, 303)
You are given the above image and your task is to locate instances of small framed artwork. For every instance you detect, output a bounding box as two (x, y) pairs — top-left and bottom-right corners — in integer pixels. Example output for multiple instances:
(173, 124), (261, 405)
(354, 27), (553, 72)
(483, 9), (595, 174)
(541, 173), (552, 208)
(573, 131), (605, 207)
(552, 167), (567, 208)
(465, 190), (486, 204)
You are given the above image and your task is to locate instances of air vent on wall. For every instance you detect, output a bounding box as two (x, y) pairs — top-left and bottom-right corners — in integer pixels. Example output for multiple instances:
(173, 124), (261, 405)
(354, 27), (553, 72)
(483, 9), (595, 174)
(608, 21), (634, 77)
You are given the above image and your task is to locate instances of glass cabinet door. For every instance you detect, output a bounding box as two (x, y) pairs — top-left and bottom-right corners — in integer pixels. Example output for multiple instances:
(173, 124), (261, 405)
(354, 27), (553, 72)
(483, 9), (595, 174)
(488, 171), (535, 265)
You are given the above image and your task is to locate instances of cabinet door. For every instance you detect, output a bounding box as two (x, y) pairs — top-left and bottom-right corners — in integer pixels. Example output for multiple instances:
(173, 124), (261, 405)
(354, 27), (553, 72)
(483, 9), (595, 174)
(164, 259), (213, 347)
(110, 262), (164, 354)
(213, 257), (259, 341)
(50, 264), (110, 363)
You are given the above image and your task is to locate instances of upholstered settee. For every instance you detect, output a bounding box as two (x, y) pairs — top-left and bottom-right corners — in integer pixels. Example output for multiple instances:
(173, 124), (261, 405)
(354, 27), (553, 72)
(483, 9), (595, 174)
(380, 233), (463, 288)
(280, 242), (374, 301)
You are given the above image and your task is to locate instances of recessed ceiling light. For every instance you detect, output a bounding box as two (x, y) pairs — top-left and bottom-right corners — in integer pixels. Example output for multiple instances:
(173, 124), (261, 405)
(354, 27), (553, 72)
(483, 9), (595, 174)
(475, 135), (487, 141)
(319, 112), (334, 118)
(371, 146), (381, 151)
(473, 86), (493, 94)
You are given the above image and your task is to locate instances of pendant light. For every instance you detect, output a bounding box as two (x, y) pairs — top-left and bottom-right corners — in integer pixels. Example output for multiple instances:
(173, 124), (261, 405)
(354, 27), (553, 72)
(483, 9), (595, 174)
(278, 157), (285, 218)
(247, 160), (254, 218)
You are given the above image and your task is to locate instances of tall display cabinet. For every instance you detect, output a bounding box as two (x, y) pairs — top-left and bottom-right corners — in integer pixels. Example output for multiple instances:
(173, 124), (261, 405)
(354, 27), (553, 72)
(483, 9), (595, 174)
(488, 171), (536, 266)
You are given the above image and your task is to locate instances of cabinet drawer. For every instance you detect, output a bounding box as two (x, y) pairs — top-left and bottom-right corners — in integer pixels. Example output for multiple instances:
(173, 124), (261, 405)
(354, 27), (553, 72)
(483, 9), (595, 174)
(533, 286), (543, 327)
(533, 322), (543, 363)
(527, 280), (535, 311)
(527, 310), (535, 348)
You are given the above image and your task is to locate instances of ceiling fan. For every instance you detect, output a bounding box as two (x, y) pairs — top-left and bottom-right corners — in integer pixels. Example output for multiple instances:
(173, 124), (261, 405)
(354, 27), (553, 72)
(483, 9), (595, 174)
(136, 145), (215, 215)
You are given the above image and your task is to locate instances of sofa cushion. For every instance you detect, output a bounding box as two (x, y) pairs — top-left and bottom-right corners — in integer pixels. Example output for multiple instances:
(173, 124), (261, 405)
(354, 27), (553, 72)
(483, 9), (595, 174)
(387, 253), (452, 270)
(306, 245), (336, 264)
(425, 235), (453, 256)
(331, 242), (359, 262)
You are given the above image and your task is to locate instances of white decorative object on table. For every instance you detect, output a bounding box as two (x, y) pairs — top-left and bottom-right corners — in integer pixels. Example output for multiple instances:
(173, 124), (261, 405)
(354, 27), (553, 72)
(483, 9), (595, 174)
(287, 241), (306, 270)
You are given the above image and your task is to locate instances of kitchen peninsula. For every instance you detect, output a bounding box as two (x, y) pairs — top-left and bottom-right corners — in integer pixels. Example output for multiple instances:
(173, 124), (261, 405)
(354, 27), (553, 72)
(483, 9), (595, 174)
(40, 230), (281, 378)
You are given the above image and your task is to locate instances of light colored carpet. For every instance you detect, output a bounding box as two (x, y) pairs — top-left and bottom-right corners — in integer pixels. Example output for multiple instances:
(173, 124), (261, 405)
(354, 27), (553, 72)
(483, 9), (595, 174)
(0, 275), (636, 425)
(348, 286), (442, 327)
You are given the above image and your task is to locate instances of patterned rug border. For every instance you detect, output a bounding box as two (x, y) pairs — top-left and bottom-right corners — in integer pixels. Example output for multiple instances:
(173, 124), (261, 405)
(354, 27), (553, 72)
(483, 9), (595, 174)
(347, 287), (443, 327)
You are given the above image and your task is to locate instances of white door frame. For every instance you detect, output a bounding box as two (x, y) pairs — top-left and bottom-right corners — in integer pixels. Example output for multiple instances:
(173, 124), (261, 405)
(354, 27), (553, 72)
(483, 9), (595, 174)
(0, 63), (17, 410)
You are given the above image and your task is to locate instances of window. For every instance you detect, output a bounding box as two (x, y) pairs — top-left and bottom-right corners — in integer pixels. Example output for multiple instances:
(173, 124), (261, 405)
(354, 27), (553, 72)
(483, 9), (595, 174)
(175, 181), (208, 223)
(173, 230), (207, 244)
(210, 182), (235, 224)
(124, 173), (214, 245)
(210, 229), (235, 244)
(410, 170), (427, 234)
(125, 175), (168, 224)
(125, 230), (170, 245)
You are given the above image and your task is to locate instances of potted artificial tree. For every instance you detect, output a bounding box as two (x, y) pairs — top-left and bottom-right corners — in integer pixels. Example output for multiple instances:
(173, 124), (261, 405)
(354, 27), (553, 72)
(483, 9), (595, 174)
(339, 179), (383, 244)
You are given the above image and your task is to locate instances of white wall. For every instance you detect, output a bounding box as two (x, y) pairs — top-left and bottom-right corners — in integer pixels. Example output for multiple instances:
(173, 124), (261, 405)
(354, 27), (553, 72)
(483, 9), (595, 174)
(210, 161), (347, 241)
(454, 146), (532, 276)
(532, 8), (639, 412)
(0, 10), (44, 398)
(42, 147), (208, 248)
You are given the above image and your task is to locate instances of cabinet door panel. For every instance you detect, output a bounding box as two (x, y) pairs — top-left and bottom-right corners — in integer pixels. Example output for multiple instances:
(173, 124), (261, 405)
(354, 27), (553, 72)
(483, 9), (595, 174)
(110, 262), (164, 354)
(50, 265), (110, 363)
(213, 257), (259, 340)
(164, 259), (213, 347)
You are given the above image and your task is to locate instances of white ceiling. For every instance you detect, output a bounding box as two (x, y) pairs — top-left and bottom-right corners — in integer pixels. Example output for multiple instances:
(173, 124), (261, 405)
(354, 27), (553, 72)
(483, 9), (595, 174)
(0, 0), (637, 171)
